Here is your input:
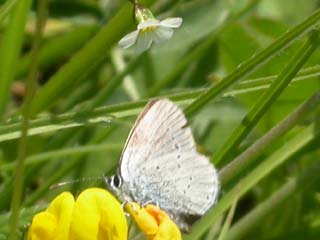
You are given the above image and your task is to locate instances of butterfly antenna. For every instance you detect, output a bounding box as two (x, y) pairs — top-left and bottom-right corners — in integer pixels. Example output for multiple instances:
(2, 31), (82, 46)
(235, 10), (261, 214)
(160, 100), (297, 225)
(50, 176), (106, 190)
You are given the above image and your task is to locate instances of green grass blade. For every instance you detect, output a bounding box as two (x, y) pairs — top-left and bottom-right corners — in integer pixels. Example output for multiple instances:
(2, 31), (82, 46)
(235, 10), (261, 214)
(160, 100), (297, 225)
(236, 65), (320, 90)
(214, 30), (319, 165)
(8, 1), (47, 238)
(1, 143), (122, 172)
(0, 0), (17, 23)
(184, 9), (320, 117)
(24, 125), (119, 206)
(185, 124), (318, 239)
(217, 199), (238, 240)
(0, 205), (46, 235)
(0, 0), (32, 117)
(220, 91), (320, 184)
(85, 53), (146, 109)
(227, 158), (320, 240)
(146, 0), (260, 97)
(0, 69), (318, 143)
(28, 0), (155, 116)
(16, 25), (99, 79)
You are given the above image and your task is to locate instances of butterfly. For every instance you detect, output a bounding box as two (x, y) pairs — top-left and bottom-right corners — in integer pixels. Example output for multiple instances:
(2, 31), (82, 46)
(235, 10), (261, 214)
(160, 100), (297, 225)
(106, 99), (219, 232)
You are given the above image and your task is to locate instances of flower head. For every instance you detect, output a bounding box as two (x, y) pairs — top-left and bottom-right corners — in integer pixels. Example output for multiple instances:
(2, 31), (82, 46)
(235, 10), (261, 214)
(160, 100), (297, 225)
(28, 188), (127, 240)
(118, 4), (182, 53)
(28, 189), (181, 240)
(125, 202), (182, 240)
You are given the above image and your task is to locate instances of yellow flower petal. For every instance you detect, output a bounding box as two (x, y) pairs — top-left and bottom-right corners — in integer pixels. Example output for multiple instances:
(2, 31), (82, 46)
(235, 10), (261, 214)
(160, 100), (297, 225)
(146, 205), (181, 240)
(28, 192), (75, 240)
(69, 188), (127, 240)
(125, 202), (158, 237)
(28, 212), (56, 240)
(28, 188), (127, 240)
(125, 202), (181, 240)
(47, 192), (75, 239)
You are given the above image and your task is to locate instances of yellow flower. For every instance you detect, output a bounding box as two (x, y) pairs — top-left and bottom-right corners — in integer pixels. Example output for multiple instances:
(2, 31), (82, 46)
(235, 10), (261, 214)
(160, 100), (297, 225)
(28, 188), (127, 240)
(28, 188), (180, 240)
(125, 202), (181, 240)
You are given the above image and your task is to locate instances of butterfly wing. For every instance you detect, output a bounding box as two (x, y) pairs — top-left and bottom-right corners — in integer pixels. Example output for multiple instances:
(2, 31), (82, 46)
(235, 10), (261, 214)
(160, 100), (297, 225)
(119, 99), (219, 231)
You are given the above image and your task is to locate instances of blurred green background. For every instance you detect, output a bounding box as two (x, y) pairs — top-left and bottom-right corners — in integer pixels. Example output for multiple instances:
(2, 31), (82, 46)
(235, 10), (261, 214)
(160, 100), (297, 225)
(0, 0), (319, 239)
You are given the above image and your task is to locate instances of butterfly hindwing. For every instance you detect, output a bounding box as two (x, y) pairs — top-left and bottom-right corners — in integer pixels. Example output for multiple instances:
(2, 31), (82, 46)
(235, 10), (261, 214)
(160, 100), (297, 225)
(118, 99), (219, 231)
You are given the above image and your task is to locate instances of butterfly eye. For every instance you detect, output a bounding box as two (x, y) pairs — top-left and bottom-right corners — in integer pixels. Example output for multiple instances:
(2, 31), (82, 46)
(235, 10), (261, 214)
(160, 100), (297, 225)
(111, 175), (122, 188)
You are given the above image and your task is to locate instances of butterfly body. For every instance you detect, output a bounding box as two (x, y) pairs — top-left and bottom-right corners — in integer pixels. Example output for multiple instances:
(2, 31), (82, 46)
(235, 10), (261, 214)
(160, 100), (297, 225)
(107, 99), (219, 232)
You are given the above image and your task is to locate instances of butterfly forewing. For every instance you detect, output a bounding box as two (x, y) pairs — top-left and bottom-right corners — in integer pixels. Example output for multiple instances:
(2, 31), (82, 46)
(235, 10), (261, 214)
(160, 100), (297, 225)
(118, 99), (219, 231)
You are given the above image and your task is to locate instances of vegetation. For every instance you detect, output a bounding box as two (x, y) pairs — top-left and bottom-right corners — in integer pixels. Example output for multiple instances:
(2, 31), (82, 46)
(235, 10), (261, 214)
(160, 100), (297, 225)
(0, 0), (319, 239)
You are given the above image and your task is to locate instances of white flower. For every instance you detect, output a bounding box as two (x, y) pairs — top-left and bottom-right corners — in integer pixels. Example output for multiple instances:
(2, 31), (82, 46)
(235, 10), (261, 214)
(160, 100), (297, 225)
(118, 17), (183, 54)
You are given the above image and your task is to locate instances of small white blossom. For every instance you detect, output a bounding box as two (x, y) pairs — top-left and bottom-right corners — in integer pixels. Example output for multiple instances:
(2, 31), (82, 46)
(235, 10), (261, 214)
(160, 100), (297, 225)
(118, 17), (183, 53)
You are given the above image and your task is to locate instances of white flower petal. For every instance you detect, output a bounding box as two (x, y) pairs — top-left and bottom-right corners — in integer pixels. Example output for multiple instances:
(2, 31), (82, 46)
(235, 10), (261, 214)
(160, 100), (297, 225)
(135, 31), (153, 54)
(138, 19), (160, 30)
(153, 26), (174, 44)
(118, 30), (139, 49)
(160, 17), (183, 28)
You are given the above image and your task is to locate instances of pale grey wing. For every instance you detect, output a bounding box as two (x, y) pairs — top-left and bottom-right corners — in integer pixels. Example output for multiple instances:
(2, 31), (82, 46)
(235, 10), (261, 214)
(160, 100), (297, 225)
(119, 98), (195, 182)
(147, 152), (219, 213)
(119, 99), (219, 230)
(139, 151), (219, 231)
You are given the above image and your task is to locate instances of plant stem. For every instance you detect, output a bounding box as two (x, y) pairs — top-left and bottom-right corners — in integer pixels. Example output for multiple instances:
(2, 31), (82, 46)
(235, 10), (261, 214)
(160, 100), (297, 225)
(227, 158), (320, 240)
(184, 124), (317, 239)
(184, 9), (320, 117)
(0, 65), (319, 143)
(0, 0), (32, 118)
(1, 143), (123, 172)
(217, 199), (238, 240)
(214, 30), (319, 165)
(28, 0), (155, 116)
(146, 0), (260, 97)
(219, 91), (320, 184)
(0, 0), (17, 24)
(8, 1), (47, 239)
(86, 53), (145, 109)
